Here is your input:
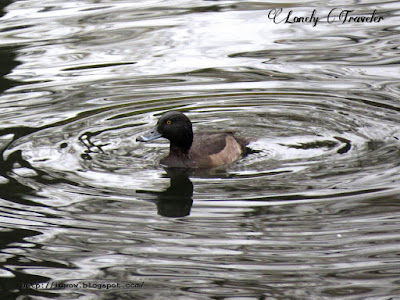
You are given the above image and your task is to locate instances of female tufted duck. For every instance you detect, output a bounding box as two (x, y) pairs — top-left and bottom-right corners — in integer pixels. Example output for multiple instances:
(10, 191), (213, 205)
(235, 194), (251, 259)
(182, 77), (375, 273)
(136, 111), (252, 168)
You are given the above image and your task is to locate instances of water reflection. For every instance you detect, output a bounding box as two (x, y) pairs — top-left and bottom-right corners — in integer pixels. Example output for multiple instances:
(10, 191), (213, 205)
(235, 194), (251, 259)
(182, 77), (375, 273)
(0, 45), (20, 94)
(0, 141), (59, 299)
(0, 228), (54, 300)
(139, 169), (193, 218)
(80, 123), (194, 217)
(0, 1), (21, 93)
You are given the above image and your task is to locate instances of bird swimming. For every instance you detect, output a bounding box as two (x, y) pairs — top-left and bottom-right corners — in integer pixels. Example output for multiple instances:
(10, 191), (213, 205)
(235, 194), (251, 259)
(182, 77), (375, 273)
(136, 111), (252, 168)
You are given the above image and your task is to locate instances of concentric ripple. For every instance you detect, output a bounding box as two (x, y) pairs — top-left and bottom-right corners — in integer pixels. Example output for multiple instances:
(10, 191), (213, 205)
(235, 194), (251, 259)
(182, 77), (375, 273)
(4, 91), (400, 202)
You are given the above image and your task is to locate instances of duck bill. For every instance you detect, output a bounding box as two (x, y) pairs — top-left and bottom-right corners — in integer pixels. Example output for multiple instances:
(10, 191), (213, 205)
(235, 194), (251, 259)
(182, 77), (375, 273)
(136, 126), (162, 142)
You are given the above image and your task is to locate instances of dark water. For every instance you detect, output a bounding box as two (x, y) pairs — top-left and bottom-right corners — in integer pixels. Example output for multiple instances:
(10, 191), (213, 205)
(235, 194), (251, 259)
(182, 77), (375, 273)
(1, 0), (400, 299)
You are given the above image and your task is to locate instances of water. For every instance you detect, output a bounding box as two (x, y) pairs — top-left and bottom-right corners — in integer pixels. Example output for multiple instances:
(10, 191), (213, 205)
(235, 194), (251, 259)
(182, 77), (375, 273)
(0, 0), (400, 299)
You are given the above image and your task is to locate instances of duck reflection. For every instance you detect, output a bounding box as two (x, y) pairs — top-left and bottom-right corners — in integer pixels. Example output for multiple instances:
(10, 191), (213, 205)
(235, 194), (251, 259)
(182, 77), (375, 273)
(137, 168), (193, 218)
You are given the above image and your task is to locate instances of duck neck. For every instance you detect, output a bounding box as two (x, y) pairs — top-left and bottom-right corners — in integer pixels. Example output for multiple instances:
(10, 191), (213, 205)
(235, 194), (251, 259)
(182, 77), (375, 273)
(169, 129), (193, 155)
(170, 144), (191, 157)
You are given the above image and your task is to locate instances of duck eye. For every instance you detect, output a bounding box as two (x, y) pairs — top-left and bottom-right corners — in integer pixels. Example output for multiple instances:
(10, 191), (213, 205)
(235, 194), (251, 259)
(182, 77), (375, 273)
(166, 120), (172, 125)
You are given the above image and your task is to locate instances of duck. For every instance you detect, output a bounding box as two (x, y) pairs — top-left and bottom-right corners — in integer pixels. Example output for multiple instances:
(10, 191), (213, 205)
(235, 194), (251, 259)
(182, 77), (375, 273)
(136, 111), (253, 168)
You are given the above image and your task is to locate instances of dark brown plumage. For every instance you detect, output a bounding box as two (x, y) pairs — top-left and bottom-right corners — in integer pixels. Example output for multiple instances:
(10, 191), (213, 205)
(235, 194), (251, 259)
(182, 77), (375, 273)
(136, 111), (253, 168)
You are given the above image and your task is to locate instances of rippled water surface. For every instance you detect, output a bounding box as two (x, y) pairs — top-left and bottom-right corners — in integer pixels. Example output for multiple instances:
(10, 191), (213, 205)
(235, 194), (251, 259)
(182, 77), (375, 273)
(1, 0), (400, 299)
